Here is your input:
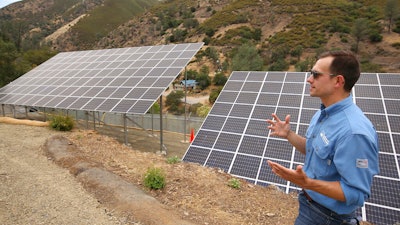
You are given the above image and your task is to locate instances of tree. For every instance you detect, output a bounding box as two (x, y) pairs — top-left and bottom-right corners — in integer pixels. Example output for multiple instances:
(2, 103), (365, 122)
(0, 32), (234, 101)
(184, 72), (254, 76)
(196, 66), (211, 90)
(290, 45), (303, 61)
(165, 90), (184, 113)
(295, 57), (314, 72)
(213, 72), (227, 86)
(0, 39), (18, 87)
(385, 0), (400, 33)
(184, 69), (199, 80)
(204, 47), (218, 63)
(231, 43), (263, 71)
(352, 18), (369, 53)
(209, 87), (223, 104)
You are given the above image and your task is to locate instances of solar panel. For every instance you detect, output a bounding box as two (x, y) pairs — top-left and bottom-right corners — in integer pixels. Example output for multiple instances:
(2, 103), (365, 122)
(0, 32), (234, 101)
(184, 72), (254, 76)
(0, 43), (203, 114)
(183, 71), (400, 225)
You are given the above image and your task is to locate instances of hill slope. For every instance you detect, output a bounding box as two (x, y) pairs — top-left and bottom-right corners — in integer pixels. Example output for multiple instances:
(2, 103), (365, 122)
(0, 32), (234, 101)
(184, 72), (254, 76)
(94, 0), (400, 73)
(1, 0), (399, 73)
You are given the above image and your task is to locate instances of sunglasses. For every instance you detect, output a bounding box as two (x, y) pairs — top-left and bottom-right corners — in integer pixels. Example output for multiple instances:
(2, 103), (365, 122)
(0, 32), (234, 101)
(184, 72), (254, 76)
(309, 70), (337, 79)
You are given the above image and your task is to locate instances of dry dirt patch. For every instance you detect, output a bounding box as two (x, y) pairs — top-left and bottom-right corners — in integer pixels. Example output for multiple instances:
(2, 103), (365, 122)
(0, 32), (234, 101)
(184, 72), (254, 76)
(1, 122), (300, 225)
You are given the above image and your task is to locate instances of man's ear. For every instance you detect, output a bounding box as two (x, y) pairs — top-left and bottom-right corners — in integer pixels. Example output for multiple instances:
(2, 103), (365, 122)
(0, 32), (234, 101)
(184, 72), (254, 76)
(335, 75), (345, 88)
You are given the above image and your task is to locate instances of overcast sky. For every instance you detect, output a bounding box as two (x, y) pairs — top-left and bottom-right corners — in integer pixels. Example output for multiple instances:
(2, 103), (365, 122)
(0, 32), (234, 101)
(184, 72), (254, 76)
(0, 0), (22, 9)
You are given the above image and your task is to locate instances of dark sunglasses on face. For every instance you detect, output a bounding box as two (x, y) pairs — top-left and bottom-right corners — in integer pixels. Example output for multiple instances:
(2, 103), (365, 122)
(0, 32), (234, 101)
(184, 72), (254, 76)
(309, 70), (337, 79)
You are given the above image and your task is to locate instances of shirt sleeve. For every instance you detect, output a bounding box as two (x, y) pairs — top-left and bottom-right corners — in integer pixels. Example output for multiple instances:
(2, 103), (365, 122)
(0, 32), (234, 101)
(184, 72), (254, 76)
(334, 134), (379, 206)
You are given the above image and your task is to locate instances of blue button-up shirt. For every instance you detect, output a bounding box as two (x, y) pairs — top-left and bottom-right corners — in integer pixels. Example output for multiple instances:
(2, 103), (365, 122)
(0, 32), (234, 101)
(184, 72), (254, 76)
(304, 95), (379, 215)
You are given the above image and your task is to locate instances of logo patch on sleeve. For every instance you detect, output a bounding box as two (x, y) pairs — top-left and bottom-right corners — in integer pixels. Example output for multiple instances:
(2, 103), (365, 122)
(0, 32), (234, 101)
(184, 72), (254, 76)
(356, 159), (369, 168)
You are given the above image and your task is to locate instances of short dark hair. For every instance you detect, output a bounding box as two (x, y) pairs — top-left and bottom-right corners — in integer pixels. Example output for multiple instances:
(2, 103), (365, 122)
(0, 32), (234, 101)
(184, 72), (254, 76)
(319, 50), (360, 92)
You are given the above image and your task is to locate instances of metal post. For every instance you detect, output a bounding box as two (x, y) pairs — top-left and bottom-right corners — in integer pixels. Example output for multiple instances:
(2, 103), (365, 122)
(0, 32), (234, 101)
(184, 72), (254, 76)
(13, 105), (16, 118)
(85, 111), (89, 129)
(159, 97), (164, 154)
(97, 112), (101, 126)
(25, 106), (28, 119)
(2, 104), (5, 117)
(123, 114), (128, 145)
(43, 108), (47, 121)
(183, 67), (187, 142)
(93, 111), (96, 130)
(151, 105), (154, 135)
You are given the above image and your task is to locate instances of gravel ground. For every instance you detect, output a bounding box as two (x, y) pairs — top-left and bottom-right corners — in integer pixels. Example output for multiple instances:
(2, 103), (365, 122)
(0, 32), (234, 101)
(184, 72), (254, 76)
(1, 120), (374, 225)
(0, 121), (300, 225)
(0, 123), (126, 225)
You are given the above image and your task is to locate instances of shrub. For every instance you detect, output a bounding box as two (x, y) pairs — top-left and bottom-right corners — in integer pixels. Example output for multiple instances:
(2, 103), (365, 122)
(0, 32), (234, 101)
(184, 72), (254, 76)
(185, 69), (199, 80)
(227, 178), (241, 189)
(143, 167), (166, 190)
(391, 42), (400, 49)
(189, 103), (203, 115)
(166, 90), (184, 109)
(196, 105), (211, 118)
(213, 72), (228, 86)
(148, 102), (160, 114)
(209, 87), (222, 104)
(166, 156), (180, 164)
(49, 114), (74, 131)
(369, 32), (382, 42)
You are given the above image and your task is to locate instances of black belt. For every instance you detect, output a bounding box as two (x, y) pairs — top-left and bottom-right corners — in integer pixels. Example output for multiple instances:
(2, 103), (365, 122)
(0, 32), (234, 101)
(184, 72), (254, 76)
(302, 189), (314, 202)
(301, 189), (338, 216)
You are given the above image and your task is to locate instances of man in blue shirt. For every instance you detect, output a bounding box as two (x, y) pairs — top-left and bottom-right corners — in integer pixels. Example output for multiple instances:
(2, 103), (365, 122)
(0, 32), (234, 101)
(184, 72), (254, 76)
(267, 50), (379, 225)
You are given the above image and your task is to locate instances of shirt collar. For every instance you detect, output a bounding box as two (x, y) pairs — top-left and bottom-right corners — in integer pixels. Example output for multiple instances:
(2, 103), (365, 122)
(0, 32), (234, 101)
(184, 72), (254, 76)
(319, 95), (353, 119)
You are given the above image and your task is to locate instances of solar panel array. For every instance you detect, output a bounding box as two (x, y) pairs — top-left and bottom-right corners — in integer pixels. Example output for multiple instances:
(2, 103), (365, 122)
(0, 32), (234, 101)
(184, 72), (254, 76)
(183, 71), (400, 225)
(0, 43), (203, 114)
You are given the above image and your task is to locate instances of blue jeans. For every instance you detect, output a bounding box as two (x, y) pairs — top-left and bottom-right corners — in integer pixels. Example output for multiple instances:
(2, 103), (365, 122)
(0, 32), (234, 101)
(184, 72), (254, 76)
(295, 191), (360, 225)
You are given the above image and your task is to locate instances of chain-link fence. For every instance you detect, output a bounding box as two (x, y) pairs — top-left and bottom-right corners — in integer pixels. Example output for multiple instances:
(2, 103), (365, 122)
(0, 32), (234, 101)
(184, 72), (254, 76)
(1, 105), (204, 156)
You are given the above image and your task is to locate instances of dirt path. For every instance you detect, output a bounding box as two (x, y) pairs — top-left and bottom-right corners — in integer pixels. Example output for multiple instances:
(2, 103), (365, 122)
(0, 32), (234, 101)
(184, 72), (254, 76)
(0, 120), (302, 225)
(0, 123), (125, 225)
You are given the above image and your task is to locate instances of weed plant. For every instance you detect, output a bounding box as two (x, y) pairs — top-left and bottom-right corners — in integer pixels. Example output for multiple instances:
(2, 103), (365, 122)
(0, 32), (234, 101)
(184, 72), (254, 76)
(228, 178), (241, 189)
(143, 167), (166, 190)
(166, 156), (181, 164)
(49, 114), (74, 131)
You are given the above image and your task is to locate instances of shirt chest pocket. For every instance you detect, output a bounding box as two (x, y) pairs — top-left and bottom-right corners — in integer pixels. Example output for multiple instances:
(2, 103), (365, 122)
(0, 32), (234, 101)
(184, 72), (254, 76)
(310, 136), (335, 178)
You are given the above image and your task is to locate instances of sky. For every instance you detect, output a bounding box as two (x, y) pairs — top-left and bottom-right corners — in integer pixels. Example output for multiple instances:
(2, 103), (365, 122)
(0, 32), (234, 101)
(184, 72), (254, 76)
(0, 0), (23, 9)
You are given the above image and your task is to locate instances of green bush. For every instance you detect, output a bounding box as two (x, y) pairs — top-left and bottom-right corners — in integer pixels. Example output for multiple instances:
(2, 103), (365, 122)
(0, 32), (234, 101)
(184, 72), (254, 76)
(143, 167), (166, 190)
(49, 114), (74, 131)
(196, 105), (211, 118)
(166, 156), (180, 164)
(189, 103), (203, 115)
(166, 91), (184, 112)
(209, 87), (222, 104)
(227, 178), (241, 189)
(213, 72), (228, 86)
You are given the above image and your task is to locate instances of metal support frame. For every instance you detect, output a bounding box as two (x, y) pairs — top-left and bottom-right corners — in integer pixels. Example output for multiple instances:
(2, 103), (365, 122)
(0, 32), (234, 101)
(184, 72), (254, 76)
(159, 97), (165, 154)
(43, 108), (47, 121)
(151, 105), (154, 135)
(93, 111), (96, 130)
(123, 114), (128, 145)
(85, 111), (89, 128)
(183, 67), (188, 143)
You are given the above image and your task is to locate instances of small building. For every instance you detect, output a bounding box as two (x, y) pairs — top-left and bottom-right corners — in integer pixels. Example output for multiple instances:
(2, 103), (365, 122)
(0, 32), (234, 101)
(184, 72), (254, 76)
(180, 80), (198, 89)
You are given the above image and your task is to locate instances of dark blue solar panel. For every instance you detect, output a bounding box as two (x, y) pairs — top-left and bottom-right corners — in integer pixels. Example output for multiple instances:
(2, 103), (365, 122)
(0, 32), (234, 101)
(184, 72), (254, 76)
(205, 151), (234, 172)
(0, 43), (203, 114)
(183, 72), (400, 225)
(214, 133), (241, 152)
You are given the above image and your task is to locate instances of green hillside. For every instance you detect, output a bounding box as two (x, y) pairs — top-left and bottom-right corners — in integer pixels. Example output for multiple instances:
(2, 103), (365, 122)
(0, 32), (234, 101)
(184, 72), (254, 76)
(71, 0), (158, 48)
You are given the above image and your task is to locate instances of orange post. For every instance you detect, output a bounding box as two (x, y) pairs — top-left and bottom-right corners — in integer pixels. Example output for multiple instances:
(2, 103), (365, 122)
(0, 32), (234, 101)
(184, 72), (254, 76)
(190, 128), (195, 143)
